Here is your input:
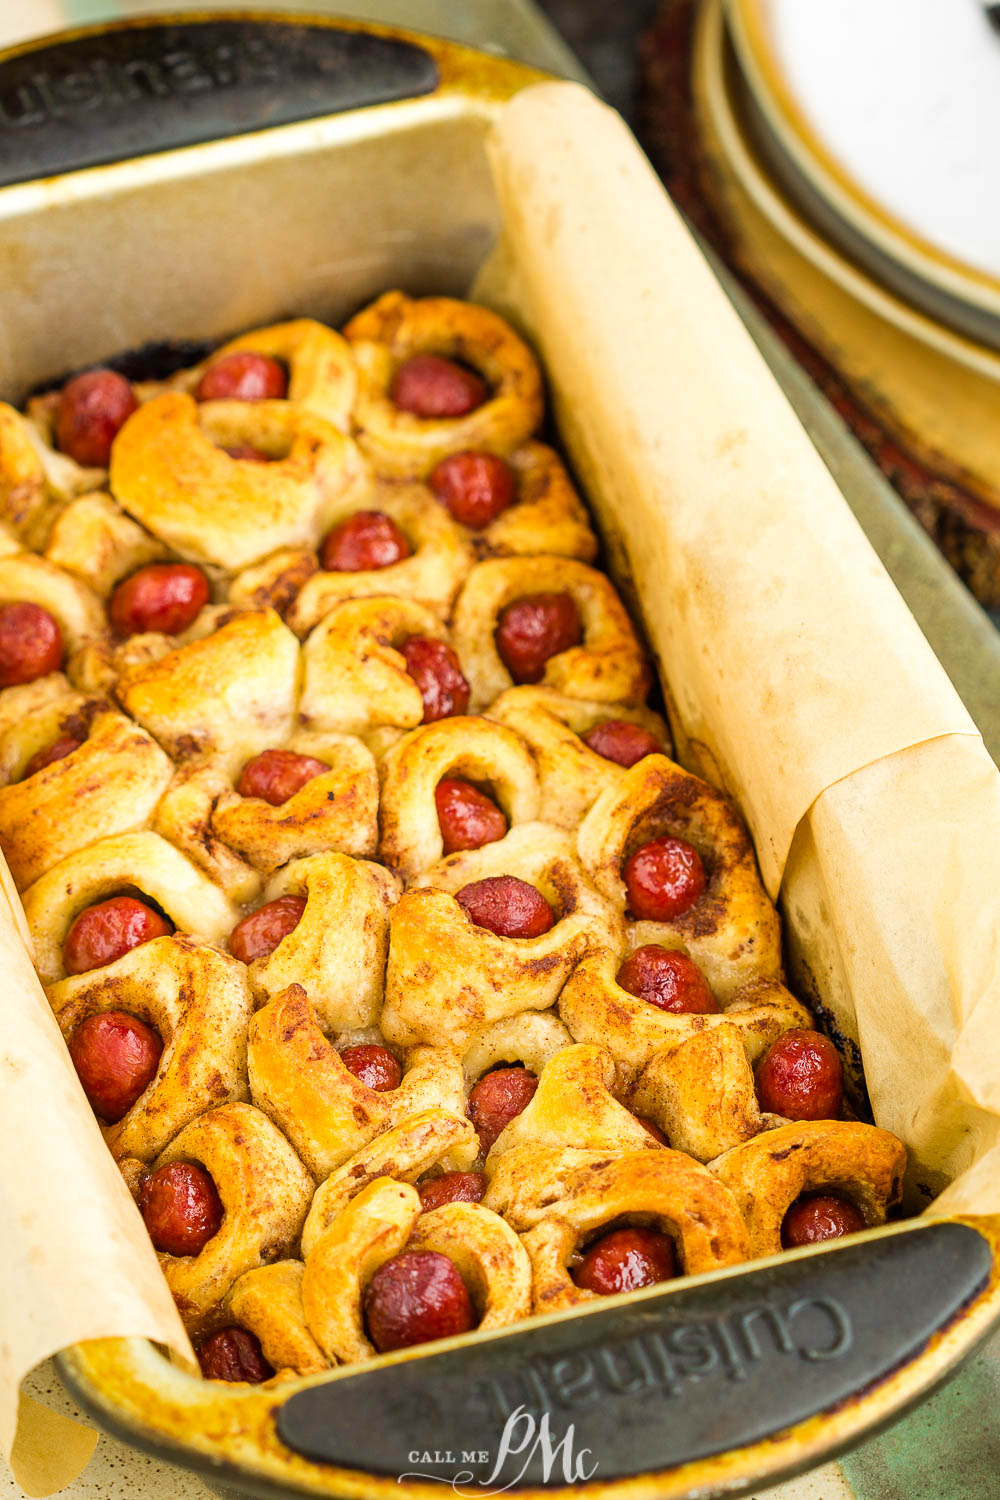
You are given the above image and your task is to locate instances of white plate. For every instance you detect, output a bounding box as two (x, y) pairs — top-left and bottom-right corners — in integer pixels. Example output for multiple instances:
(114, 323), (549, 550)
(724, 0), (1000, 349)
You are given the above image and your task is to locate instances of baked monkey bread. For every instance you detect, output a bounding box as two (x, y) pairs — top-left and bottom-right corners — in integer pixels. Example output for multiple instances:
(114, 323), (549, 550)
(0, 292), (906, 1384)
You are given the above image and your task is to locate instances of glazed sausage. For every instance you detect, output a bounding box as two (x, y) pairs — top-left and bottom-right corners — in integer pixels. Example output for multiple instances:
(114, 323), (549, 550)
(495, 592), (582, 685)
(339, 1044), (402, 1093)
(435, 777), (507, 855)
(623, 836), (706, 922)
(755, 1029), (844, 1121)
(571, 1226), (676, 1295)
(197, 1326), (275, 1383)
(389, 354), (487, 419)
(582, 719), (663, 768)
(456, 876), (554, 939)
(363, 1249), (475, 1353)
(429, 452), (516, 529)
(195, 352), (287, 402)
(236, 749), (329, 806)
(417, 1171), (488, 1212)
(0, 601), (64, 687)
(140, 1160), (224, 1257)
(781, 1194), (865, 1249)
(400, 637), (470, 723)
(109, 562), (210, 637)
(224, 444), (271, 463)
(22, 734), (84, 779)
(68, 1010), (163, 1124)
(228, 894), (306, 965)
(616, 946), (719, 1015)
(63, 896), (173, 976)
(467, 1066), (539, 1153)
(54, 369), (138, 468)
(319, 510), (412, 573)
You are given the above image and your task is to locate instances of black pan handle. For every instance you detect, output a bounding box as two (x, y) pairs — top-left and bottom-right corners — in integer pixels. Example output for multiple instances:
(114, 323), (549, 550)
(278, 1221), (991, 1488)
(0, 17), (439, 189)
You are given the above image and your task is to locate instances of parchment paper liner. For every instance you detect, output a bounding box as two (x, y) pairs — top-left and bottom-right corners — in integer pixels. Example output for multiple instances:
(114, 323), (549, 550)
(1, 80), (997, 1492)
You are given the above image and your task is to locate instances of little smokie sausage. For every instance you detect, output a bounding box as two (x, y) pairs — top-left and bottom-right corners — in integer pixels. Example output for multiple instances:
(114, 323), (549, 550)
(195, 352), (287, 402)
(69, 1010), (163, 1123)
(0, 602), (64, 687)
(429, 452), (515, 528)
(390, 354), (487, 419)
(417, 1172), (488, 1212)
(228, 895), (306, 964)
(572, 1227), (676, 1294)
(140, 1161), (223, 1257)
(755, 1030), (844, 1121)
(582, 719), (663, 768)
(109, 563), (210, 637)
(22, 735), (84, 779)
(435, 778), (507, 855)
(616, 946), (719, 1015)
(63, 896), (173, 975)
(495, 593), (582, 685)
(197, 1327), (275, 1383)
(456, 876), (554, 939)
(320, 511), (412, 572)
(55, 369), (138, 467)
(339, 1045), (402, 1093)
(236, 749), (329, 806)
(467, 1067), (539, 1153)
(401, 638), (470, 722)
(781, 1194), (865, 1248)
(364, 1250), (475, 1352)
(623, 836), (706, 922)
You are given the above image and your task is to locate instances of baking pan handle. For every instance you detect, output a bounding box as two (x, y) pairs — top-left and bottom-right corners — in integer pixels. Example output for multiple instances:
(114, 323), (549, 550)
(278, 1220), (991, 1487)
(0, 17), (440, 190)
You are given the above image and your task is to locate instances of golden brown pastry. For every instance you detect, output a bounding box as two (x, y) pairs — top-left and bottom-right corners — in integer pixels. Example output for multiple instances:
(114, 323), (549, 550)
(485, 1043), (659, 1161)
(224, 1260), (328, 1377)
(710, 1120), (907, 1257)
(50, 935), (251, 1161)
(345, 292), (544, 477)
(44, 491), (166, 596)
(190, 319), (357, 430)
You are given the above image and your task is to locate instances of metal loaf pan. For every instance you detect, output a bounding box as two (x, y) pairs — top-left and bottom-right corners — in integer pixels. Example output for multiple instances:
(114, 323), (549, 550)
(0, 13), (998, 1500)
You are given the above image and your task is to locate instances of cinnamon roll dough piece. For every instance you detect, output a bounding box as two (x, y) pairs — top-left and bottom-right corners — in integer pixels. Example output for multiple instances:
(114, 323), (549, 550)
(298, 596), (451, 737)
(710, 1120), (907, 1258)
(44, 491), (165, 596)
(248, 984), (464, 1179)
(453, 557), (650, 710)
(286, 482), (472, 635)
(140, 1102), (314, 1336)
(301, 1110), (478, 1259)
(381, 823), (622, 1052)
(578, 756), (784, 1000)
(24, 830), (239, 984)
(486, 1044), (659, 1162)
(224, 1260), (328, 1377)
(0, 705), (173, 890)
(559, 949), (810, 1073)
(469, 442), (597, 563)
(378, 715), (540, 881)
(245, 852), (400, 1030)
(409, 1202), (531, 1330)
(0, 401), (89, 547)
(196, 319), (357, 430)
(517, 1151), (750, 1313)
(50, 934), (251, 1162)
(0, 551), (106, 654)
(302, 1178), (421, 1364)
(110, 392), (370, 568)
(630, 1023), (778, 1163)
(488, 687), (670, 829)
(345, 292), (544, 478)
(117, 608), (299, 764)
(461, 1012), (573, 1088)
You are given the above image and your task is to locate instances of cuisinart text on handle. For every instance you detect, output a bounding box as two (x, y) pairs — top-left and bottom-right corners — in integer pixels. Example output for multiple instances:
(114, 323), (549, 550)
(475, 1295), (852, 1422)
(0, 39), (279, 129)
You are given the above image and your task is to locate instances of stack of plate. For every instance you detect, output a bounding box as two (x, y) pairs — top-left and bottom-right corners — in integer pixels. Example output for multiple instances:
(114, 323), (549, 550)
(691, 0), (1000, 604)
